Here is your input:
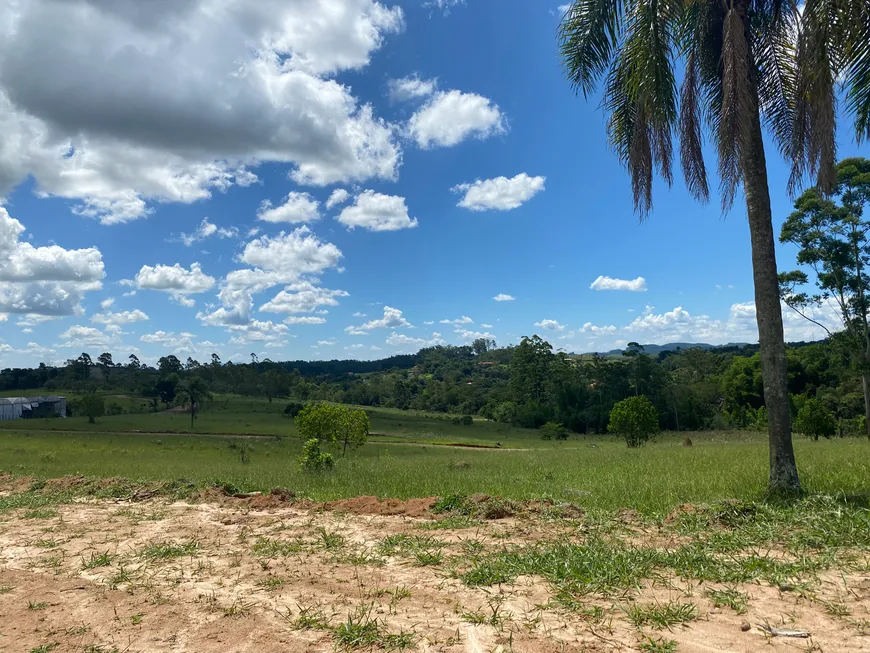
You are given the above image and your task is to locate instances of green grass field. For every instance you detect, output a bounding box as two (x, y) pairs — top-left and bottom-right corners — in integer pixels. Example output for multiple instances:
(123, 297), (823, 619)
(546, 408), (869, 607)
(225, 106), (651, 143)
(2, 407), (869, 514)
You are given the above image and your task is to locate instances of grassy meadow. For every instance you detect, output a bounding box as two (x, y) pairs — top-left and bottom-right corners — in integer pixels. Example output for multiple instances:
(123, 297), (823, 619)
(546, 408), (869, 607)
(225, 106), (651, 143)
(1, 394), (868, 514)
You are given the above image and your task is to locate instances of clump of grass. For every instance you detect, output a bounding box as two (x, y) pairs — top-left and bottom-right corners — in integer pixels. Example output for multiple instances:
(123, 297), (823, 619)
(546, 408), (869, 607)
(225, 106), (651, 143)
(333, 604), (416, 651)
(29, 645), (58, 653)
(28, 600), (49, 611)
(109, 566), (134, 588)
(705, 587), (748, 614)
(81, 551), (114, 570)
(317, 528), (345, 551)
(290, 603), (331, 630)
(256, 576), (286, 591)
(222, 598), (255, 618)
(627, 601), (697, 629)
(140, 540), (200, 560)
(24, 508), (57, 519)
(639, 637), (679, 653)
(0, 585), (12, 594)
(460, 596), (509, 628)
(251, 536), (302, 558)
(34, 539), (59, 548)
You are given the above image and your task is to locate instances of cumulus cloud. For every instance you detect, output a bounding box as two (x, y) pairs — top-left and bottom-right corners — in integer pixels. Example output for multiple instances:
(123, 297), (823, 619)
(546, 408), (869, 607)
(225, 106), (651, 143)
(260, 281), (349, 314)
(0, 0), (404, 223)
(454, 328), (496, 343)
(56, 325), (121, 349)
(534, 319), (565, 332)
(453, 173), (545, 211)
(493, 293), (515, 302)
(580, 322), (617, 334)
(283, 316), (327, 325)
(408, 90), (506, 148)
(133, 262), (215, 306)
(388, 75), (436, 102)
(346, 305), (412, 333)
(257, 192), (321, 224)
(0, 207), (104, 317)
(386, 331), (445, 348)
(179, 218), (238, 246)
(326, 188), (351, 209)
(100, 297), (115, 310)
(91, 309), (149, 325)
(590, 276), (648, 292)
(337, 191), (418, 231)
(440, 316), (473, 325)
(480, 323), (493, 328)
(318, 339), (337, 346)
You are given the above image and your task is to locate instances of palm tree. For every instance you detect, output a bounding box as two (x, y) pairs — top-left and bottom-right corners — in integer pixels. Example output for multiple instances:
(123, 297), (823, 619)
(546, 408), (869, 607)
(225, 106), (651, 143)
(177, 377), (213, 430)
(559, 0), (869, 492)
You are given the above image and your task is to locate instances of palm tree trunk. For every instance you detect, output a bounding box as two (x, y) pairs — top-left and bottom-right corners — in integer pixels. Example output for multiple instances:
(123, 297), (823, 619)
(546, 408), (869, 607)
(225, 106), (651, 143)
(741, 79), (801, 493)
(862, 373), (870, 439)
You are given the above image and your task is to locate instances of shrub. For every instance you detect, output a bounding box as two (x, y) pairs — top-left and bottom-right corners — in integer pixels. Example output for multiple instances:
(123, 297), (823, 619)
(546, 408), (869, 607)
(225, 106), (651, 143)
(106, 402), (124, 416)
(80, 394), (105, 424)
(299, 438), (334, 471)
(539, 421), (568, 441)
(460, 415), (474, 426)
(295, 403), (369, 456)
(608, 396), (659, 447)
(793, 398), (836, 441)
(283, 402), (305, 418)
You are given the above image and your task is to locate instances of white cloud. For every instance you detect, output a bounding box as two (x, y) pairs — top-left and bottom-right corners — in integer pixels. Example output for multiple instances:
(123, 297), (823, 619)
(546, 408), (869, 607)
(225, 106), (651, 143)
(226, 320), (290, 345)
(91, 309), (149, 325)
(326, 188), (351, 209)
(57, 325), (121, 349)
(480, 323), (493, 328)
(257, 192), (321, 224)
(493, 293), (515, 302)
(346, 343), (365, 350)
(337, 191), (419, 231)
(370, 344), (381, 351)
(100, 297), (115, 310)
(16, 314), (57, 328)
(318, 339), (337, 346)
(423, 320), (434, 325)
(453, 173), (545, 211)
(0, 0), (404, 223)
(580, 322), (617, 334)
(590, 276), (648, 292)
(284, 316), (327, 325)
(440, 316), (473, 325)
(0, 207), (104, 317)
(346, 305), (412, 333)
(534, 319), (565, 332)
(454, 328), (496, 343)
(386, 331), (444, 348)
(260, 281), (349, 314)
(179, 218), (238, 246)
(353, 311), (367, 317)
(408, 90), (506, 148)
(423, 1), (466, 16)
(388, 75), (436, 102)
(133, 262), (215, 306)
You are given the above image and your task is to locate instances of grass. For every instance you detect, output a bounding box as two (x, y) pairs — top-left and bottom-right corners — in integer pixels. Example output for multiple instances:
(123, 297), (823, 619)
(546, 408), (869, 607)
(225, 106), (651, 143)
(705, 587), (748, 614)
(639, 638), (679, 653)
(139, 540), (200, 560)
(81, 551), (114, 570)
(333, 604), (416, 651)
(2, 422), (869, 514)
(626, 601), (697, 629)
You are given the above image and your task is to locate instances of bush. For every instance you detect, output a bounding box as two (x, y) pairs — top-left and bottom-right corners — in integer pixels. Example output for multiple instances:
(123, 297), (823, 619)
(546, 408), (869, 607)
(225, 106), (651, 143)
(283, 402), (305, 418)
(539, 421), (568, 441)
(299, 438), (334, 471)
(106, 402), (124, 416)
(608, 396), (659, 448)
(793, 398), (836, 441)
(80, 394), (105, 424)
(460, 415), (474, 426)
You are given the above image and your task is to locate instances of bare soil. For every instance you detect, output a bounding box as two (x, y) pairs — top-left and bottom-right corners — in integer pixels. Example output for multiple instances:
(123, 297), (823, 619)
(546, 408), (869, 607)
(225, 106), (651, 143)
(0, 491), (868, 652)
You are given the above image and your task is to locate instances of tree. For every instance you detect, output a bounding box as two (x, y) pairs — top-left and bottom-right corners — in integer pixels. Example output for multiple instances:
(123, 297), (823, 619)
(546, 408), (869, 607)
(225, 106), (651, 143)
(97, 352), (114, 368)
(472, 337), (496, 356)
(154, 377), (177, 408)
(540, 421), (569, 441)
(127, 354), (141, 370)
(557, 0), (870, 491)
(794, 398), (836, 440)
(294, 403), (369, 456)
(80, 394), (105, 424)
(608, 396), (659, 448)
(158, 355), (182, 376)
(780, 158), (870, 438)
(176, 377), (213, 429)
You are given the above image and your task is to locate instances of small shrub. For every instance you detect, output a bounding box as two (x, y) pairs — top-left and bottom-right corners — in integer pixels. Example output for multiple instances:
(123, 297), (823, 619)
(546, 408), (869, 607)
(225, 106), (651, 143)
(283, 402), (305, 418)
(106, 402), (124, 416)
(460, 415), (474, 426)
(300, 438), (334, 472)
(539, 421), (568, 441)
(80, 394), (105, 424)
(608, 396), (659, 448)
(793, 398), (836, 441)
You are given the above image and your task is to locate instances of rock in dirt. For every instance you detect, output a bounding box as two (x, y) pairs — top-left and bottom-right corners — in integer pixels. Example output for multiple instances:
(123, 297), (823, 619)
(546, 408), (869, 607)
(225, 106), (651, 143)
(740, 622), (751, 632)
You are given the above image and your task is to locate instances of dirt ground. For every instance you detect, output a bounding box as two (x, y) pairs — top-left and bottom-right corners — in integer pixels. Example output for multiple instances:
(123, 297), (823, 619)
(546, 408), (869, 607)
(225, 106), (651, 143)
(0, 491), (868, 652)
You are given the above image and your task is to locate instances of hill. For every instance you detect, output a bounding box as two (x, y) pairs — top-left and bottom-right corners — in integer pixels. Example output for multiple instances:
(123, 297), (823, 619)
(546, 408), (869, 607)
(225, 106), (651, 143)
(594, 342), (752, 356)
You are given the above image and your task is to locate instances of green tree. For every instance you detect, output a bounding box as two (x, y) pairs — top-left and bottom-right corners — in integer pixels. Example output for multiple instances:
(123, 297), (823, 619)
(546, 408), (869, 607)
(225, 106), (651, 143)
(540, 421), (569, 441)
(80, 394), (105, 424)
(158, 355), (183, 376)
(608, 396), (659, 448)
(176, 377), (213, 429)
(557, 0), (869, 491)
(780, 158), (870, 438)
(793, 398), (836, 441)
(295, 404), (369, 456)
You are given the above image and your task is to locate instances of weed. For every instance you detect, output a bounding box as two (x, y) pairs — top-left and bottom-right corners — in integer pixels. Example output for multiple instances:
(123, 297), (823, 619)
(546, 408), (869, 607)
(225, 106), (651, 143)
(108, 566), (133, 588)
(83, 647), (120, 653)
(251, 536), (302, 557)
(256, 576), (286, 591)
(24, 508), (57, 519)
(140, 540), (200, 560)
(461, 596), (509, 628)
(822, 600), (851, 617)
(291, 603), (330, 630)
(0, 585), (12, 594)
(413, 549), (443, 566)
(131, 613), (144, 625)
(81, 551), (114, 570)
(627, 601), (697, 629)
(639, 637), (679, 653)
(34, 539), (59, 548)
(317, 528), (345, 551)
(333, 603), (416, 651)
(28, 600), (49, 611)
(29, 645), (58, 653)
(222, 598), (255, 618)
(705, 588), (748, 614)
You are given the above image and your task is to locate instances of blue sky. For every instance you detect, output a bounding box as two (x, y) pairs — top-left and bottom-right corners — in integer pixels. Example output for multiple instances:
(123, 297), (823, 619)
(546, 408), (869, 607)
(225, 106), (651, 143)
(0, 0), (866, 367)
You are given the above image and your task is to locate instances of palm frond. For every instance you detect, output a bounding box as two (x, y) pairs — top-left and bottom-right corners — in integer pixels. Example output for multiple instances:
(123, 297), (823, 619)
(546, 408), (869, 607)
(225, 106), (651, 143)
(678, 48), (709, 201)
(838, 0), (870, 141)
(559, 0), (627, 97)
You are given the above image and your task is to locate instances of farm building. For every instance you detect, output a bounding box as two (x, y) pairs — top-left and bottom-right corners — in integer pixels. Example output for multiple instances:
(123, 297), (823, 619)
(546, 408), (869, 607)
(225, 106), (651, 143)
(0, 396), (66, 421)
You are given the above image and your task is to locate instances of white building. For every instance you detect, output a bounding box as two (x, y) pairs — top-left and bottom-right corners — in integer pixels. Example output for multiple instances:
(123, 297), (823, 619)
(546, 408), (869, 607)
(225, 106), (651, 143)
(0, 396), (66, 420)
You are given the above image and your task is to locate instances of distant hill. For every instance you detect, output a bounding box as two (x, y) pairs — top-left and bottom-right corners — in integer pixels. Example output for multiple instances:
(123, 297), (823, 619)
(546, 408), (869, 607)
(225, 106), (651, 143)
(592, 342), (752, 356)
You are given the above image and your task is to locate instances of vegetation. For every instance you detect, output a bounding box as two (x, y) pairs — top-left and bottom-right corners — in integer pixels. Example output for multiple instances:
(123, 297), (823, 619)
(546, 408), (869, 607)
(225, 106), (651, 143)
(608, 396), (660, 448)
(80, 394), (104, 424)
(295, 403), (370, 456)
(794, 398), (836, 441)
(558, 0), (870, 493)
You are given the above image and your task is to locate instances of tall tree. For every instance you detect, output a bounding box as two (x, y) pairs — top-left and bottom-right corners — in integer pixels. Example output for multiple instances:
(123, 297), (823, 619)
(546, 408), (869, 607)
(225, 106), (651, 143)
(780, 158), (870, 437)
(558, 0), (868, 492)
(176, 377), (212, 429)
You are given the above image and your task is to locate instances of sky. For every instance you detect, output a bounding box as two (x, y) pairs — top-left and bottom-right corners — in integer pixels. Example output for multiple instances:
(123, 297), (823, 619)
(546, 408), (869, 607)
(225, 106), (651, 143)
(0, 0), (866, 368)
